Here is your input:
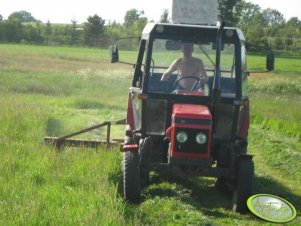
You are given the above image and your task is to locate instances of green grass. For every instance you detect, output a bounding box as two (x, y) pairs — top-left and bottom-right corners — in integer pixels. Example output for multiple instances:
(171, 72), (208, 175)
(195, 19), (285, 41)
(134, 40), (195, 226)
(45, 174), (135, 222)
(248, 54), (301, 73)
(0, 44), (131, 225)
(0, 43), (300, 225)
(0, 95), (126, 225)
(248, 72), (301, 138)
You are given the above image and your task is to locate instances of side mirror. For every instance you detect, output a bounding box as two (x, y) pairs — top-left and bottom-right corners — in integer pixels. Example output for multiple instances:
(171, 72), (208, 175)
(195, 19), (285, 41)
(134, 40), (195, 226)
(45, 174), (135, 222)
(165, 40), (181, 50)
(266, 51), (274, 71)
(110, 45), (119, 63)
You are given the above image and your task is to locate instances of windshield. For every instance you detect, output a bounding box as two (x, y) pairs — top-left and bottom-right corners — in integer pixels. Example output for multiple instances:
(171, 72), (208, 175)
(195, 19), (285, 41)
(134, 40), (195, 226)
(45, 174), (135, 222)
(146, 38), (236, 97)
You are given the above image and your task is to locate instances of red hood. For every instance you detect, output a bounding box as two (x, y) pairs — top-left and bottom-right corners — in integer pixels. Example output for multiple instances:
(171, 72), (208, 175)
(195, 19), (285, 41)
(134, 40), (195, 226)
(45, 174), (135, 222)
(172, 104), (212, 120)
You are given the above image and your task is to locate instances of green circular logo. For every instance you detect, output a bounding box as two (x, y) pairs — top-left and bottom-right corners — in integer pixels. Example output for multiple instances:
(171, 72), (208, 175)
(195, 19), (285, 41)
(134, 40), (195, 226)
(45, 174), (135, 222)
(247, 194), (297, 223)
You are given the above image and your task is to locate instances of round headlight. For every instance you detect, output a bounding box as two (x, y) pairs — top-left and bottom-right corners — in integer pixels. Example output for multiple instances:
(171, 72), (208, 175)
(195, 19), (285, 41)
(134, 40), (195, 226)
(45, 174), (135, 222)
(176, 131), (188, 143)
(196, 132), (207, 144)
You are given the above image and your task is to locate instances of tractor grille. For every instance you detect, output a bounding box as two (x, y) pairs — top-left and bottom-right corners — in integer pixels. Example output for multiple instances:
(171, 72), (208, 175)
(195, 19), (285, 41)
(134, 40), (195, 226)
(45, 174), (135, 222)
(175, 128), (209, 154)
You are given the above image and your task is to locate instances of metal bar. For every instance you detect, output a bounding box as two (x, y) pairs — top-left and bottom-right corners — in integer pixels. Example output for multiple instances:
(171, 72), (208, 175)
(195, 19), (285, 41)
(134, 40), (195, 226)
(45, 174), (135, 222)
(44, 137), (121, 148)
(112, 118), (126, 125)
(106, 122), (111, 144)
(55, 119), (126, 142)
(55, 122), (109, 142)
(44, 118), (126, 150)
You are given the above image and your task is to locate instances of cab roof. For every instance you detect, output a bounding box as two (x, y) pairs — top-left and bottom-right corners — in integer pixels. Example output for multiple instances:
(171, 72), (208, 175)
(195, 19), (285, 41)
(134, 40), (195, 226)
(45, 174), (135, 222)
(142, 23), (245, 43)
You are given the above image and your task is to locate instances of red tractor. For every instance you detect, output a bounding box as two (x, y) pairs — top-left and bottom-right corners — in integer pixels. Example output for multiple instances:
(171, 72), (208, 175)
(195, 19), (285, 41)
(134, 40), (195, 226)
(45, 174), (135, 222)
(111, 21), (274, 213)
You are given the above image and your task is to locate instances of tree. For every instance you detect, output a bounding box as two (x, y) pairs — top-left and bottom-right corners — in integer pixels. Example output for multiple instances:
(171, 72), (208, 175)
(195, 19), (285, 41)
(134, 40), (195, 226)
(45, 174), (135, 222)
(262, 8), (285, 27)
(160, 9), (170, 23)
(106, 21), (123, 39)
(123, 9), (147, 37)
(286, 17), (301, 39)
(124, 9), (144, 27)
(44, 20), (52, 44)
(282, 17), (301, 48)
(0, 17), (3, 41)
(8, 10), (38, 23)
(245, 25), (269, 51)
(23, 23), (44, 44)
(237, 1), (261, 30)
(50, 24), (72, 45)
(274, 36), (284, 50)
(218, 0), (243, 25)
(286, 17), (301, 30)
(133, 17), (147, 36)
(69, 20), (81, 45)
(2, 18), (23, 42)
(83, 14), (105, 47)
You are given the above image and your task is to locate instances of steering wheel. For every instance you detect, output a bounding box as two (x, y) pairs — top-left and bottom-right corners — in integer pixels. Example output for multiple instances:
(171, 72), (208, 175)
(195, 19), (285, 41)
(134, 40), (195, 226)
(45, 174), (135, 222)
(172, 76), (206, 91)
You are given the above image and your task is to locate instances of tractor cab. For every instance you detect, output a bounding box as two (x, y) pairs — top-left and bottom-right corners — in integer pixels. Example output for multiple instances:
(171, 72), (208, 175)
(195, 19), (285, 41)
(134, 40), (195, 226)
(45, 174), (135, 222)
(110, 8), (274, 213)
(122, 23), (248, 141)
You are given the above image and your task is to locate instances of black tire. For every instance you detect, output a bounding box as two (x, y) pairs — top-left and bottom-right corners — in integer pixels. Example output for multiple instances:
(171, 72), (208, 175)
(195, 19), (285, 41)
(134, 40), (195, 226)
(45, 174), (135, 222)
(123, 151), (141, 203)
(215, 177), (232, 193)
(139, 137), (152, 187)
(232, 159), (254, 213)
(140, 168), (150, 187)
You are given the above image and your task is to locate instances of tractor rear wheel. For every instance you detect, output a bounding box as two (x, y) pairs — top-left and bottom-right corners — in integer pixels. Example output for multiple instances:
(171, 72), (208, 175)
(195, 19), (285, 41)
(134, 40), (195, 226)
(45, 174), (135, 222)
(232, 158), (254, 213)
(215, 177), (232, 193)
(123, 151), (141, 203)
(139, 137), (152, 187)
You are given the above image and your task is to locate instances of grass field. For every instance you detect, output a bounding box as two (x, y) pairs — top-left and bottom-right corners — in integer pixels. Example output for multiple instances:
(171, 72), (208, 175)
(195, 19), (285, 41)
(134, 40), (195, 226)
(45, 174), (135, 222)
(0, 44), (300, 225)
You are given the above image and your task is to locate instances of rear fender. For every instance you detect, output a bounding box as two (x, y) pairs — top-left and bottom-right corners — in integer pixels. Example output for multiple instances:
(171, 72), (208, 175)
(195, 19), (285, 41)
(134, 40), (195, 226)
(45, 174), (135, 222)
(122, 124), (139, 152)
(126, 89), (142, 132)
(126, 93), (135, 131)
(123, 144), (139, 152)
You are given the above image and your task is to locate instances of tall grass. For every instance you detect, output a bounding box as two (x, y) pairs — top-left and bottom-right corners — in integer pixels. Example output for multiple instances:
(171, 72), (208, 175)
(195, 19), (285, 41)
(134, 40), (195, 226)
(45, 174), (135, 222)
(247, 62), (301, 224)
(0, 44), (133, 225)
(0, 43), (132, 139)
(0, 93), (130, 225)
(248, 73), (301, 138)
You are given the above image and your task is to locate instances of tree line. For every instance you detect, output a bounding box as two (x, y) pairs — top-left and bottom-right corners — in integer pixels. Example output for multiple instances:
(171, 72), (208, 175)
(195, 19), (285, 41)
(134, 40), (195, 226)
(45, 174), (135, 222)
(0, 0), (300, 52)
(0, 9), (146, 48)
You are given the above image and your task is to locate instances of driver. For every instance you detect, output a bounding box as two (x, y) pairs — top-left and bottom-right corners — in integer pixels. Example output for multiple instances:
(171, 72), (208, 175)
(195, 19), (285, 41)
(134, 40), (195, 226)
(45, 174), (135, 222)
(161, 42), (207, 90)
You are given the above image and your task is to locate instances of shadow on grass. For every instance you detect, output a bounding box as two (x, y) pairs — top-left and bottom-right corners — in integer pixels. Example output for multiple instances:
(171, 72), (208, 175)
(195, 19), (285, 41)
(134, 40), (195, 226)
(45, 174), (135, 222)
(45, 117), (63, 136)
(253, 175), (301, 211)
(113, 168), (300, 224)
(137, 173), (300, 219)
(142, 174), (233, 219)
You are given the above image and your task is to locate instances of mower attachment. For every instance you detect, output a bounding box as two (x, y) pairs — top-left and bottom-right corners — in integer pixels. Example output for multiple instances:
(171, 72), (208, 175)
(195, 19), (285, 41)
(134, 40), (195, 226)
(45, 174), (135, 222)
(44, 119), (126, 150)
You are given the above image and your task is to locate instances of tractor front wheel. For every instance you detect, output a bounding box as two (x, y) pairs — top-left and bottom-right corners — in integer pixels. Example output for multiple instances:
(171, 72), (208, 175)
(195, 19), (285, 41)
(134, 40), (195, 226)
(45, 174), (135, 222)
(232, 158), (254, 213)
(123, 151), (141, 203)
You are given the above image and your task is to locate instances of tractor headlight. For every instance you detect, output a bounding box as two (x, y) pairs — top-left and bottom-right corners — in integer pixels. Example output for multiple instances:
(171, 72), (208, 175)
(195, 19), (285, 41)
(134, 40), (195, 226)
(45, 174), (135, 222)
(176, 131), (188, 143)
(195, 132), (207, 144)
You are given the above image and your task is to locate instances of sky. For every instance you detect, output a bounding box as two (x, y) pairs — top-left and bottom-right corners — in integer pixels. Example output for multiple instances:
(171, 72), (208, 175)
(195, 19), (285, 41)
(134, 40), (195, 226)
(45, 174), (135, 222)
(0, 0), (300, 24)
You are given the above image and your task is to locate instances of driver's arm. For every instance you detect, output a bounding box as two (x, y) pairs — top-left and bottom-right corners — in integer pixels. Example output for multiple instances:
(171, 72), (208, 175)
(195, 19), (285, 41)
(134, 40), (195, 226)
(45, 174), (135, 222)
(198, 59), (208, 80)
(161, 59), (179, 81)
